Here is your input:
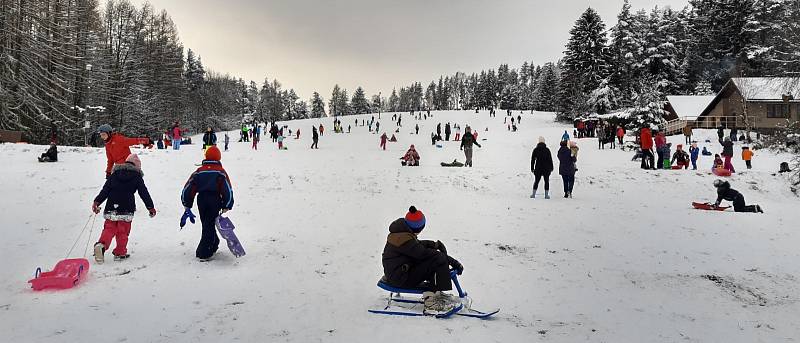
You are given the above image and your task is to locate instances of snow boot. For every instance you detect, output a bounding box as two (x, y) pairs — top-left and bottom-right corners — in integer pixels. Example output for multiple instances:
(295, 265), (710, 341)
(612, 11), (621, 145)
(530, 191), (536, 199)
(544, 191), (550, 199)
(423, 291), (460, 316)
(564, 192), (569, 198)
(756, 205), (764, 213)
(113, 254), (130, 261)
(94, 243), (105, 264)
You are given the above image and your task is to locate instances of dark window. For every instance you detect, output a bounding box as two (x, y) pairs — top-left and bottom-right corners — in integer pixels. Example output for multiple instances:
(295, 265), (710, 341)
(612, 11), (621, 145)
(766, 104), (791, 118)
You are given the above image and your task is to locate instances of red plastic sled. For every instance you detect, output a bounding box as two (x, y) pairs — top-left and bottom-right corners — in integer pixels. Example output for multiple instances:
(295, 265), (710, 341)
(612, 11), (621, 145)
(692, 202), (730, 211)
(28, 258), (90, 291)
(712, 168), (732, 177)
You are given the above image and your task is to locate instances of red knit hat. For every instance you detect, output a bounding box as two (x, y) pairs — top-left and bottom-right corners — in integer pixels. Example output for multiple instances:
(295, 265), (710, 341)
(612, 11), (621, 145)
(205, 146), (222, 161)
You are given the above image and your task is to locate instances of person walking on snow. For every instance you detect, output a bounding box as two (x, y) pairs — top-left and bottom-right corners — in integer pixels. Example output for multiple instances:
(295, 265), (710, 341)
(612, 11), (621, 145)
(170, 122), (185, 149)
(98, 124), (150, 178)
(415, 124), (419, 135)
(561, 130), (570, 142)
(380, 133), (388, 150)
(460, 126), (482, 167)
(445, 123), (451, 141)
(530, 137), (554, 199)
(381, 206), (464, 315)
(311, 126), (319, 149)
(92, 154), (156, 263)
(557, 140), (576, 198)
(712, 180), (763, 213)
(180, 146), (235, 261)
(223, 133), (230, 151)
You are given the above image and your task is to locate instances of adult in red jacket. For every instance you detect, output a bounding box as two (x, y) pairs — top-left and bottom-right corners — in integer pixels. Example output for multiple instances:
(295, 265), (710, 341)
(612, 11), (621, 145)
(98, 124), (149, 177)
(639, 127), (655, 170)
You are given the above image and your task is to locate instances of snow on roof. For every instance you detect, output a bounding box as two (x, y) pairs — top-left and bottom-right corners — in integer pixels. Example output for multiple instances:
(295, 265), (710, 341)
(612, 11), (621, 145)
(730, 77), (800, 100)
(666, 95), (715, 120)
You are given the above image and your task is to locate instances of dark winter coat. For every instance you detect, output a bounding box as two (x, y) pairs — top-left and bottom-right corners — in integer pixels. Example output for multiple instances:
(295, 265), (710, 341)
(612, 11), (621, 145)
(672, 150), (690, 164)
(445, 124), (451, 135)
(43, 145), (58, 161)
(381, 218), (458, 286)
(202, 131), (217, 146)
(460, 132), (481, 149)
(94, 163), (154, 221)
(181, 160), (234, 210)
(557, 146), (576, 176)
(312, 127), (319, 140)
(715, 181), (743, 205)
(720, 140), (734, 157)
(530, 142), (554, 175)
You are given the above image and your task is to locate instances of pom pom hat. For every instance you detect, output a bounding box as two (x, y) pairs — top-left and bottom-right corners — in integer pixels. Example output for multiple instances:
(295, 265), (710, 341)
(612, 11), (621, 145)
(205, 146), (222, 161)
(404, 206), (426, 233)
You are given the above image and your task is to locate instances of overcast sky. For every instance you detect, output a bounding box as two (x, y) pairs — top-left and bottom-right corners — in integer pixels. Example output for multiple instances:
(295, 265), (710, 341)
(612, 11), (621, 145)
(132, 0), (689, 99)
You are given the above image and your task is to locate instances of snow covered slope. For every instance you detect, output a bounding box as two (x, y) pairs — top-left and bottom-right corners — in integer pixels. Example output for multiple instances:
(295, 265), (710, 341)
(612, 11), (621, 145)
(1, 111), (799, 342)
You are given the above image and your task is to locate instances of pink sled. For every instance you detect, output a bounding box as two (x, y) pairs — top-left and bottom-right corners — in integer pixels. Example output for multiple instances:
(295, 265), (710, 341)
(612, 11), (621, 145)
(28, 258), (90, 291)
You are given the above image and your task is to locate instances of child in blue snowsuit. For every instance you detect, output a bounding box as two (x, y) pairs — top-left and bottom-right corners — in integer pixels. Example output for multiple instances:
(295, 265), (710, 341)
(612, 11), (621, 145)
(181, 146), (234, 260)
(689, 142), (699, 170)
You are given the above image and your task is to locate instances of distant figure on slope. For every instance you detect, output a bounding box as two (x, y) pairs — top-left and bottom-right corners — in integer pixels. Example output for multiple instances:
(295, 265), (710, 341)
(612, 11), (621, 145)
(460, 126), (481, 167)
(639, 127), (655, 170)
(92, 154), (156, 263)
(401, 145), (420, 166)
(689, 142), (699, 170)
(381, 206), (464, 315)
(557, 140), (576, 198)
(277, 134), (286, 150)
(720, 137), (735, 173)
(319, 124), (324, 137)
(202, 127), (217, 149)
(180, 146), (234, 261)
(712, 180), (763, 213)
(671, 144), (690, 169)
(561, 130), (570, 142)
(415, 124), (420, 135)
(530, 136), (553, 199)
(742, 146), (754, 169)
(38, 143), (58, 162)
(311, 126), (319, 149)
(223, 133), (230, 152)
(380, 133), (388, 150)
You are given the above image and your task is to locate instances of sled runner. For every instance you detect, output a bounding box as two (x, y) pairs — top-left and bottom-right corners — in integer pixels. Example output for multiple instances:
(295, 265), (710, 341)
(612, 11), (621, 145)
(28, 258), (90, 291)
(369, 270), (499, 319)
(216, 216), (245, 257)
(692, 202), (730, 211)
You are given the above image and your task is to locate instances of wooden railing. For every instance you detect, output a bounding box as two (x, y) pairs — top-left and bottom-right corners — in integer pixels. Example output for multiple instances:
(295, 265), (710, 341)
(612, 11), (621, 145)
(663, 116), (760, 135)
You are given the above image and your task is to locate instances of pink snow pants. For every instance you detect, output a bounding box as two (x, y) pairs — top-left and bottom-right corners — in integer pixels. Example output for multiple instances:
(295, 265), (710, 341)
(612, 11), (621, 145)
(98, 220), (133, 256)
(723, 155), (735, 173)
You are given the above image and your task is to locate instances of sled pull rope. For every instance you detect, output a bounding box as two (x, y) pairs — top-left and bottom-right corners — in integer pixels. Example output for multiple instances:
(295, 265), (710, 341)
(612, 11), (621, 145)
(65, 214), (96, 259)
(82, 214), (99, 258)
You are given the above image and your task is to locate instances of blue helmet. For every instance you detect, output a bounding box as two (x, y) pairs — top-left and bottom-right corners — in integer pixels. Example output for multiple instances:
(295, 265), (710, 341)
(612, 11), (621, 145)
(97, 124), (113, 133)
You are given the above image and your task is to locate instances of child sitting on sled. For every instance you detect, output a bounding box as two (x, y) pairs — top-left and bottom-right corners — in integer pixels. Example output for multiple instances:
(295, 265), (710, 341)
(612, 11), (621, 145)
(382, 206), (464, 315)
(671, 144), (690, 169)
(92, 154), (156, 263)
(713, 154), (724, 169)
(401, 145), (420, 166)
(38, 143), (58, 162)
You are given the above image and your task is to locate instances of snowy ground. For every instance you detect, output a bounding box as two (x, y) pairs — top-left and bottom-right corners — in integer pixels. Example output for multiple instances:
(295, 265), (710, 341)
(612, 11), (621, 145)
(1, 111), (799, 342)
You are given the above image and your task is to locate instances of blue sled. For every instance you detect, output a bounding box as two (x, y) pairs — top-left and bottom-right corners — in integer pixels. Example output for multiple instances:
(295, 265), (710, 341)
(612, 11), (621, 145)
(368, 270), (499, 319)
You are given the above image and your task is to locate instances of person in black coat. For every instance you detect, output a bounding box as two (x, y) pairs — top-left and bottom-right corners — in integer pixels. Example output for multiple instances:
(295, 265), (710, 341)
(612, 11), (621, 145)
(202, 127), (217, 148)
(719, 137), (735, 172)
(557, 140), (576, 198)
(38, 144), (58, 162)
(382, 206), (463, 313)
(530, 137), (554, 199)
(713, 180), (762, 213)
(91, 154), (156, 262)
(311, 126), (319, 149)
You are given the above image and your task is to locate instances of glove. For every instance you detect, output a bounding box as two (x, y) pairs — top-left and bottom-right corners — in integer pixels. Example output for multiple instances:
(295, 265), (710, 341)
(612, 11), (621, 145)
(435, 240), (448, 255)
(180, 208), (196, 228)
(148, 208), (157, 218)
(91, 202), (100, 214)
(221, 208), (229, 214)
(449, 257), (464, 275)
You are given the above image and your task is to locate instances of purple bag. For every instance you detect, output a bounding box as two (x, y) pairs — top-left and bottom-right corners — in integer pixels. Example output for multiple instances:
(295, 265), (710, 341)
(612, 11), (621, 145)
(215, 216), (245, 257)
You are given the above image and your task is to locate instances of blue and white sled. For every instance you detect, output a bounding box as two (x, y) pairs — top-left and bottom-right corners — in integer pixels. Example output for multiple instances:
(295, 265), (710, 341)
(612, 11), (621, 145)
(369, 270), (499, 319)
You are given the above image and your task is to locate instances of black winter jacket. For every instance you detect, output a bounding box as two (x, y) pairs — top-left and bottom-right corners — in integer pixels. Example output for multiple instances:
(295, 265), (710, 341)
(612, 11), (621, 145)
(720, 140), (733, 157)
(715, 181), (743, 205)
(94, 163), (154, 221)
(460, 132), (481, 149)
(531, 142), (554, 175)
(557, 146), (575, 176)
(382, 218), (458, 286)
(202, 131), (217, 146)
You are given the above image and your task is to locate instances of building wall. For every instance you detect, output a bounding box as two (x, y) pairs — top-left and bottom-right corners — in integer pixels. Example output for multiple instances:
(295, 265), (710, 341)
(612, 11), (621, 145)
(702, 87), (799, 129)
